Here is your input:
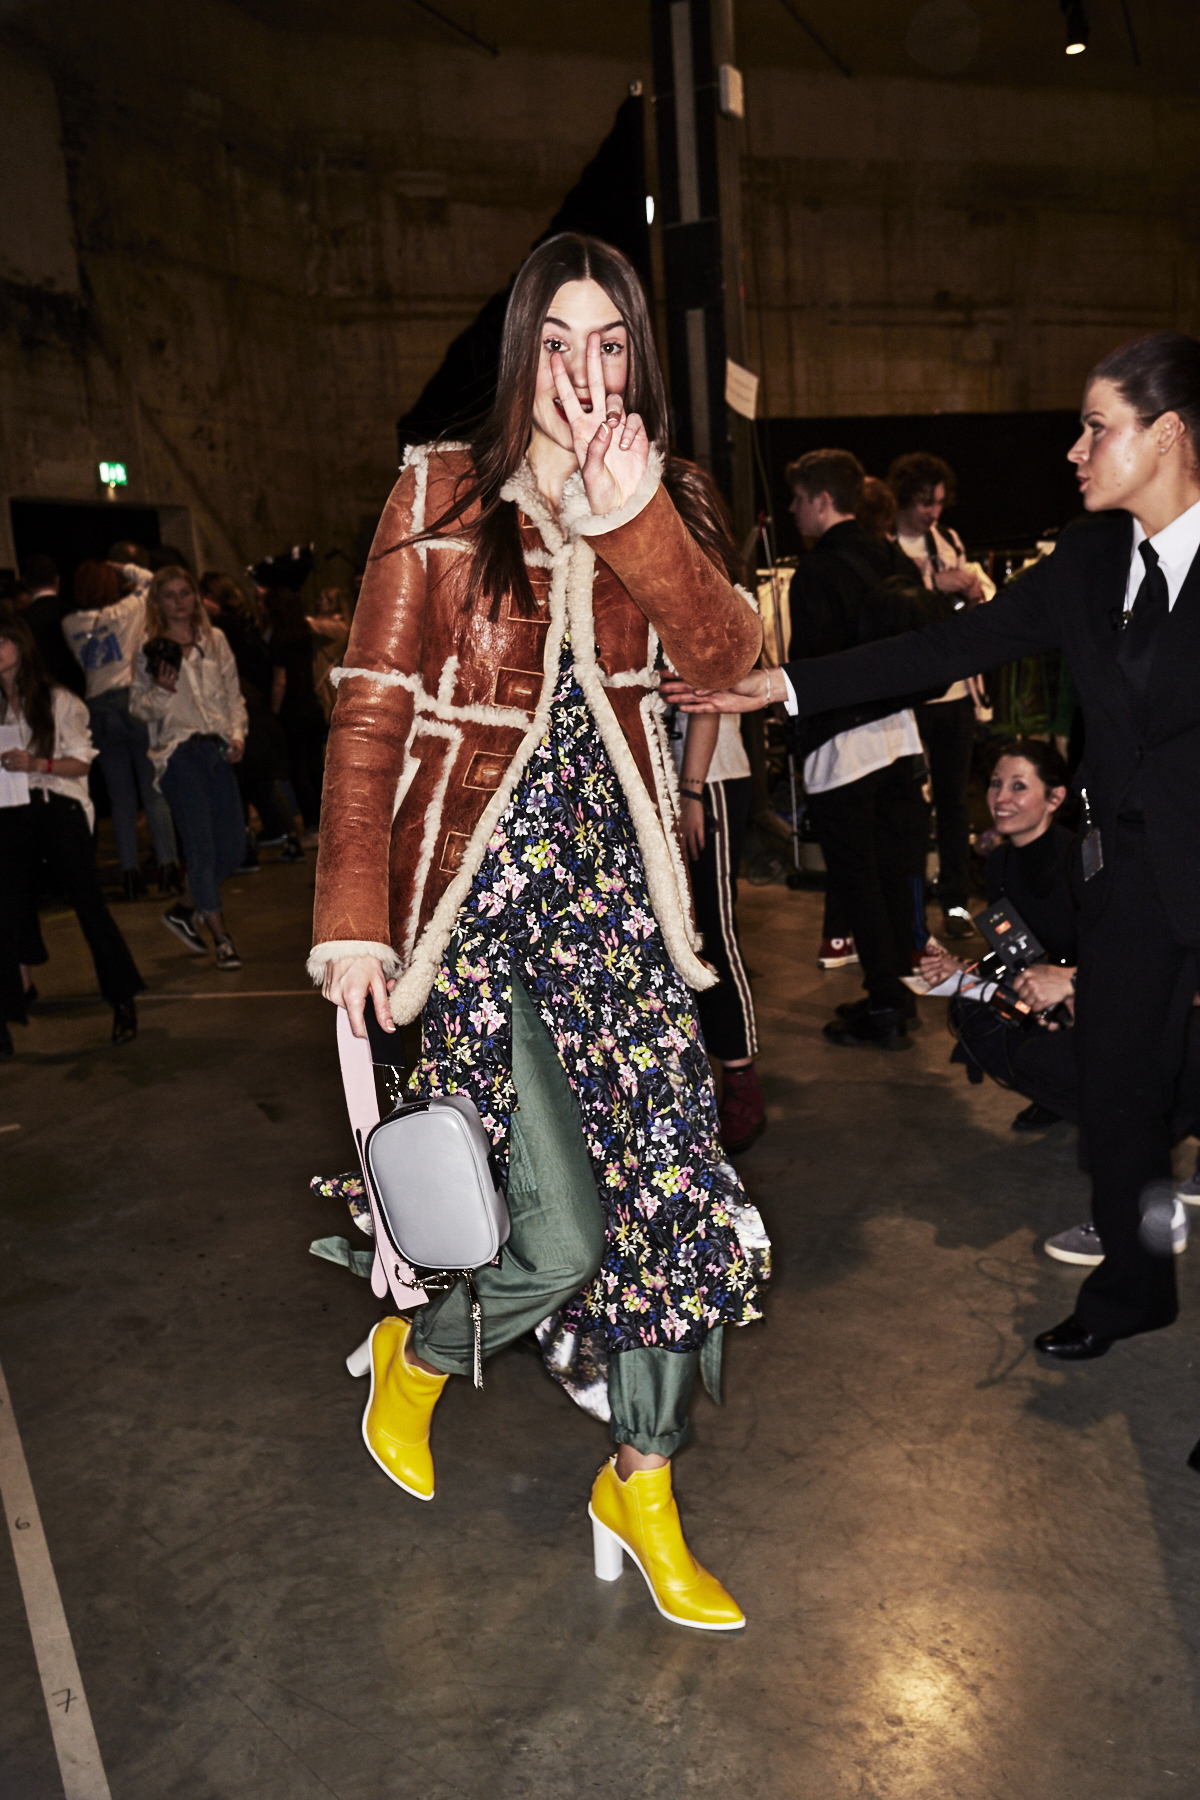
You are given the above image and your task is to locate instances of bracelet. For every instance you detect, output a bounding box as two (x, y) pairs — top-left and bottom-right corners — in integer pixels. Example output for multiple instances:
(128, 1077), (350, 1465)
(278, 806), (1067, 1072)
(45, 757), (53, 776)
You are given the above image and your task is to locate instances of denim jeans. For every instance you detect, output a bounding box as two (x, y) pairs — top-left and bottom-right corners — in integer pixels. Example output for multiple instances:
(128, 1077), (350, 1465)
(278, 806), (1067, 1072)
(160, 735), (246, 915)
(88, 688), (177, 870)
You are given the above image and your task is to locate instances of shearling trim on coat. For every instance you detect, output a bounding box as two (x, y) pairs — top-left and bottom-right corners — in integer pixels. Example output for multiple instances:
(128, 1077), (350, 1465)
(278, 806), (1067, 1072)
(564, 536), (716, 992)
(400, 439), (469, 565)
(330, 664), (533, 731)
(307, 939), (403, 983)
(382, 526), (573, 1024)
(558, 446), (664, 540)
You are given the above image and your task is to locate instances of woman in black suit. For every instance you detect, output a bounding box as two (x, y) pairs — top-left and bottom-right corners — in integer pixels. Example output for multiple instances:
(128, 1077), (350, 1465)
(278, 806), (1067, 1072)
(666, 331), (1200, 1363)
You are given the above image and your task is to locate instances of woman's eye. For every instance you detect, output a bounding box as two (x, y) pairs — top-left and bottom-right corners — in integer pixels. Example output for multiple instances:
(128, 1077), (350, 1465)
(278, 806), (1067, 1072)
(544, 337), (565, 355)
(601, 340), (624, 356)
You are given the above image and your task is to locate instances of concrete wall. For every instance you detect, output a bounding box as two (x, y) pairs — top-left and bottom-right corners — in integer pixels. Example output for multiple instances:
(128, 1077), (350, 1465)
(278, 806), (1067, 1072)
(742, 67), (1200, 420)
(0, 2), (649, 574)
(1, 2), (1197, 575)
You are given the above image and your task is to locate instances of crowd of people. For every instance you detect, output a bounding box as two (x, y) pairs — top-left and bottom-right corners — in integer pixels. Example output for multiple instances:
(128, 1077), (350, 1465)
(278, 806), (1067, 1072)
(0, 540), (356, 1057)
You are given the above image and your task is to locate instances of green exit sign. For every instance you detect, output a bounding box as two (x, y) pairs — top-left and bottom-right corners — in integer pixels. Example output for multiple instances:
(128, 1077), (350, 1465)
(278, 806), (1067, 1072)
(98, 461), (128, 487)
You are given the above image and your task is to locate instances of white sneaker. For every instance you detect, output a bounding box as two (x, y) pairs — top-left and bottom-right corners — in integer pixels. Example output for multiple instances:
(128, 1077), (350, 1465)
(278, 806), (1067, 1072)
(1173, 1197), (1190, 1253)
(1176, 1168), (1200, 1208)
(1138, 1187), (1190, 1256)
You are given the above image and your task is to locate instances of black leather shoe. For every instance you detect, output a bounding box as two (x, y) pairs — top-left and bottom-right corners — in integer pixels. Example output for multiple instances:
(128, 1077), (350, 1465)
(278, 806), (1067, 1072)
(111, 1001), (138, 1046)
(157, 862), (185, 895)
(1187, 1440), (1200, 1474)
(1034, 1314), (1112, 1360)
(835, 991), (917, 1023)
(824, 1006), (912, 1051)
(121, 870), (145, 902)
(1012, 1102), (1063, 1132)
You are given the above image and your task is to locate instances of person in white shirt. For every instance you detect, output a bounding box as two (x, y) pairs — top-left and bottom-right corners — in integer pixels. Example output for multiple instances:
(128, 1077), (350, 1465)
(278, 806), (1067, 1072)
(888, 453), (996, 941)
(62, 558), (181, 900)
(130, 567), (249, 972)
(0, 613), (143, 1053)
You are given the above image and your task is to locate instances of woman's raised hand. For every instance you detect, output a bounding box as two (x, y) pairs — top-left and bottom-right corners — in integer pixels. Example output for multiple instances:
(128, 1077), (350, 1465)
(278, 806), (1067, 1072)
(322, 953), (396, 1039)
(552, 333), (648, 516)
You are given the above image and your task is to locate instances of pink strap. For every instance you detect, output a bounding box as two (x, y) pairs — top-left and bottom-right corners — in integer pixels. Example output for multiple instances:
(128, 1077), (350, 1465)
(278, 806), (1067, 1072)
(335, 1006), (426, 1306)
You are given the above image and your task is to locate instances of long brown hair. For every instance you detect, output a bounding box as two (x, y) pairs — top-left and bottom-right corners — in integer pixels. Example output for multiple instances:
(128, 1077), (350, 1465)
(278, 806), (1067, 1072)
(380, 232), (740, 610)
(0, 612), (57, 758)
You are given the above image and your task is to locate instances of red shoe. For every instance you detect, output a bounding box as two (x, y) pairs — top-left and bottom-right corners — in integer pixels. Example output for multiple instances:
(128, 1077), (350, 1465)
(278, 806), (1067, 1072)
(719, 1064), (766, 1154)
(817, 935), (858, 970)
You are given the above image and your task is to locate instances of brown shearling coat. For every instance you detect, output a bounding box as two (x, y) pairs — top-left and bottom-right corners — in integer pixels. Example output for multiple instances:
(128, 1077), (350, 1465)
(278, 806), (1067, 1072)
(308, 443), (762, 1022)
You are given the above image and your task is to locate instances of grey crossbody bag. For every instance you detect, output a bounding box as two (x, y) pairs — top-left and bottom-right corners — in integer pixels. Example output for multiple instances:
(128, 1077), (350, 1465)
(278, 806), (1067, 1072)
(361, 1093), (511, 1387)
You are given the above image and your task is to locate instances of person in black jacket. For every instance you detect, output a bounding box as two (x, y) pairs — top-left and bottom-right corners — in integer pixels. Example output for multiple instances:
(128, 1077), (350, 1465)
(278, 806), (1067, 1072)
(783, 450), (931, 1050)
(665, 330), (1200, 1365)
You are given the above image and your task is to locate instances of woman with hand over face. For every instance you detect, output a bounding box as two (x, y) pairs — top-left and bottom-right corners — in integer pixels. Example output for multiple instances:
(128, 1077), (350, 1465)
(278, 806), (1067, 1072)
(131, 567), (249, 971)
(667, 331), (1200, 1370)
(310, 233), (767, 1630)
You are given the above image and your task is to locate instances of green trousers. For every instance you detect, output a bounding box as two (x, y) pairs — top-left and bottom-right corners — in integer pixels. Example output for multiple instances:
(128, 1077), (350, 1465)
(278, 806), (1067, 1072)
(410, 973), (699, 1456)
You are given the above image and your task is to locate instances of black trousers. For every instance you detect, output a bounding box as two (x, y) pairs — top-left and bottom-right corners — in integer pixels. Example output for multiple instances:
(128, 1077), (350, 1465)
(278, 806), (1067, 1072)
(692, 777), (757, 1062)
(237, 708), (295, 841)
(916, 695), (975, 912)
(279, 703), (325, 831)
(950, 999), (1083, 1124)
(807, 758), (914, 1010)
(1073, 822), (1193, 1339)
(0, 794), (144, 1007)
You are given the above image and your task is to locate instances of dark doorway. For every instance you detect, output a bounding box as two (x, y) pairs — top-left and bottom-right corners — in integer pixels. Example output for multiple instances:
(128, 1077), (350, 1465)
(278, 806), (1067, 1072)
(10, 500), (163, 602)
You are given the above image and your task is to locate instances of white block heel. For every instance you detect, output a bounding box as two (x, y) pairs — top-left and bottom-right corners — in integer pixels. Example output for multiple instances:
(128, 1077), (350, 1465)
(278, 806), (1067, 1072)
(590, 1511), (625, 1582)
(345, 1334), (373, 1378)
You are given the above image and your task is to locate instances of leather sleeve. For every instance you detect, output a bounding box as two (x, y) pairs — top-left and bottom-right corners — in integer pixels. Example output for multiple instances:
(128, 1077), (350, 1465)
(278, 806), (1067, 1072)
(591, 483), (763, 689)
(310, 463), (424, 962)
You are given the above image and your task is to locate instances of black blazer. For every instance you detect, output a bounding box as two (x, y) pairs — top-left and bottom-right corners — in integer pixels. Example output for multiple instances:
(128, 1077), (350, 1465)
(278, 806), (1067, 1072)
(784, 511), (1200, 939)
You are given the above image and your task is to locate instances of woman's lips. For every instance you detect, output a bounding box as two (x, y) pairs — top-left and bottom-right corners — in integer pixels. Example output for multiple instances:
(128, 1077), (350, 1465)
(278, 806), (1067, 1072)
(552, 397), (592, 419)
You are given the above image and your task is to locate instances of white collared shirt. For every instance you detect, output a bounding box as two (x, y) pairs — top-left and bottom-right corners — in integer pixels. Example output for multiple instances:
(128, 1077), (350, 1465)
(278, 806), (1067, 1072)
(1125, 497), (1200, 612)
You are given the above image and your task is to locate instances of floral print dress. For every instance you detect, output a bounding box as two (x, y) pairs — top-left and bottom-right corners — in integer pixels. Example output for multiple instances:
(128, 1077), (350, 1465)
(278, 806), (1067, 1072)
(408, 643), (769, 1378)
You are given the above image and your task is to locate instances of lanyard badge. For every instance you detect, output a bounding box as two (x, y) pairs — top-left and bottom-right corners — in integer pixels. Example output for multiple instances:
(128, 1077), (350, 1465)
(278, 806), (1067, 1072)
(1080, 786), (1104, 882)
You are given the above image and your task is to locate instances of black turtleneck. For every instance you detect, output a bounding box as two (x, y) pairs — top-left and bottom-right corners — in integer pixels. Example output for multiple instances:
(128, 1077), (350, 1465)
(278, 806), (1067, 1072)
(984, 822), (1077, 965)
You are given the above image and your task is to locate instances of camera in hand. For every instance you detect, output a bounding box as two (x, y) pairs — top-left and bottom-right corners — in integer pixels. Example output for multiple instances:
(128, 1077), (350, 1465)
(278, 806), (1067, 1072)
(973, 898), (1073, 1027)
(143, 636), (183, 679)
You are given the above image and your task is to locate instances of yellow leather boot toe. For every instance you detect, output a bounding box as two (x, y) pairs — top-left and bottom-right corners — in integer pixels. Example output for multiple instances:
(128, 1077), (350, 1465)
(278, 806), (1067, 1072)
(362, 1317), (448, 1501)
(588, 1456), (745, 1631)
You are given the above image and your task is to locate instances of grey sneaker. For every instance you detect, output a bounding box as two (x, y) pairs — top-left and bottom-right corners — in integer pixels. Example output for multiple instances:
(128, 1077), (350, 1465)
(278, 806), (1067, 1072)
(1045, 1222), (1104, 1266)
(214, 936), (242, 972)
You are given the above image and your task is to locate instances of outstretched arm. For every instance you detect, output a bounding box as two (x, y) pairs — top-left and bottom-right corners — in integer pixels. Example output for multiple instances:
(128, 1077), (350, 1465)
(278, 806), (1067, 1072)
(664, 554), (1060, 716)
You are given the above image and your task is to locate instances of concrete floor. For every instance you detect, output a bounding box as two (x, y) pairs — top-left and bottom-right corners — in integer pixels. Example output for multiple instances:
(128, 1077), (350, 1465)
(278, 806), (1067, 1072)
(3, 853), (1200, 1799)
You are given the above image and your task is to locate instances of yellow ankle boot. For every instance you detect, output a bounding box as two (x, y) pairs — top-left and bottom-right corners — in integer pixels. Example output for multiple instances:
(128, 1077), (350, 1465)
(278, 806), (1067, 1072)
(588, 1457), (745, 1631)
(362, 1317), (447, 1501)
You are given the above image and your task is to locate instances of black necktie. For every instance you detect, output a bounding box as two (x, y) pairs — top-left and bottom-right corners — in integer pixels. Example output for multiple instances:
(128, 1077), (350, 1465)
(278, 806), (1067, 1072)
(1116, 538), (1169, 699)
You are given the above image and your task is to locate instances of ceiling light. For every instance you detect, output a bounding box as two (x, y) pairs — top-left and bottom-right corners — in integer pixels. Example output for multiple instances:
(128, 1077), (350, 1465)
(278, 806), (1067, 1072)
(1062, 1), (1088, 54)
